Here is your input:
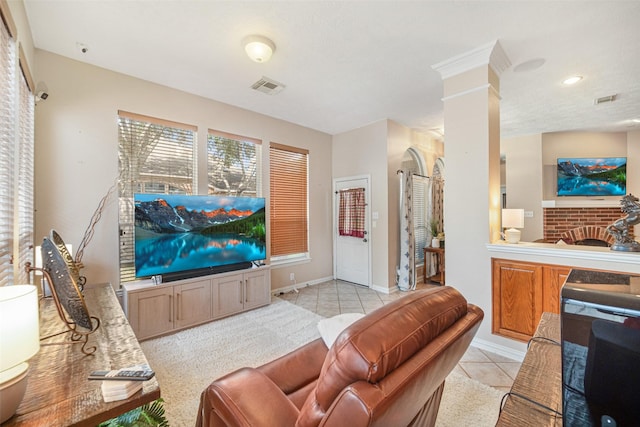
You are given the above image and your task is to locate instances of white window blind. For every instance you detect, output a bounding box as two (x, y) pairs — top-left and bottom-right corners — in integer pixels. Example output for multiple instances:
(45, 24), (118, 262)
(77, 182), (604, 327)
(15, 66), (35, 285)
(269, 143), (309, 259)
(412, 175), (428, 265)
(207, 130), (261, 196)
(117, 111), (196, 282)
(0, 16), (16, 286)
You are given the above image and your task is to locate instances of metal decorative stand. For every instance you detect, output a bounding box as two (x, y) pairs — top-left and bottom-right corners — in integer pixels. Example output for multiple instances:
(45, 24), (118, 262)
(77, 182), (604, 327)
(25, 259), (100, 356)
(606, 193), (640, 252)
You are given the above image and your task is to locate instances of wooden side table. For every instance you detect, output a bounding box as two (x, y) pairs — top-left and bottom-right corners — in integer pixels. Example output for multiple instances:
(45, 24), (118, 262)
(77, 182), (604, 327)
(5, 283), (160, 426)
(423, 246), (445, 285)
(496, 312), (562, 426)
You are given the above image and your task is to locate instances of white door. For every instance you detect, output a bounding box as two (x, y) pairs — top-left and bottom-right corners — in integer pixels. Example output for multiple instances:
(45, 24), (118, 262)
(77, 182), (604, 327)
(334, 176), (370, 287)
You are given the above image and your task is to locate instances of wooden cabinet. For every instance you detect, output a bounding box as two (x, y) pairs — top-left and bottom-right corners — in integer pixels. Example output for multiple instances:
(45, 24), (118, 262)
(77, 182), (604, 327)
(174, 279), (212, 329)
(492, 259), (543, 341)
(124, 266), (270, 340)
(127, 286), (174, 339)
(492, 258), (572, 342)
(244, 269), (271, 309)
(212, 269), (270, 317)
(213, 273), (245, 318)
(542, 265), (571, 314)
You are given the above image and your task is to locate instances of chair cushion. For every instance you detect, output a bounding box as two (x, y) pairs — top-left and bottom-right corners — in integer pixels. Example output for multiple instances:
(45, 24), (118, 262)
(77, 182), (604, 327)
(298, 286), (469, 426)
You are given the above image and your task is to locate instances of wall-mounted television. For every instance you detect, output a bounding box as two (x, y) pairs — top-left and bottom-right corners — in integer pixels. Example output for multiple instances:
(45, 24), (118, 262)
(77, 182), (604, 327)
(557, 157), (626, 197)
(134, 193), (266, 280)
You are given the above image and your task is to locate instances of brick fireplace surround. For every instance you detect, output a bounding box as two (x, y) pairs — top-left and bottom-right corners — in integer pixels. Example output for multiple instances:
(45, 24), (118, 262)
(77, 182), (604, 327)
(543, 207), (627, 244)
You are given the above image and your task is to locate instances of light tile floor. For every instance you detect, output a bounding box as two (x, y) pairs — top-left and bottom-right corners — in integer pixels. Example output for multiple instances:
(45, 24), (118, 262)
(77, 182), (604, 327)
(278, 279), (521, 394)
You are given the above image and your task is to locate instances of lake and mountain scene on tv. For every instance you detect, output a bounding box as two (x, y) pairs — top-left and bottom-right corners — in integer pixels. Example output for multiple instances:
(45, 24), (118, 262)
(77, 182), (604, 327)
(134, 193), (266, 278)
(557, 157), (627, 197)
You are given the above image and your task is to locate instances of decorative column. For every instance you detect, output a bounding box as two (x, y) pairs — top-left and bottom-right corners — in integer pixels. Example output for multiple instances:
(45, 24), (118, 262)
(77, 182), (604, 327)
(432, 41), (511, 345)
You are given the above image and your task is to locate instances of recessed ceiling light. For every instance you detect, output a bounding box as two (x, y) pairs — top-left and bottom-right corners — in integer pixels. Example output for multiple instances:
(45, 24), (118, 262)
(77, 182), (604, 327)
(562, 75), (583, 85)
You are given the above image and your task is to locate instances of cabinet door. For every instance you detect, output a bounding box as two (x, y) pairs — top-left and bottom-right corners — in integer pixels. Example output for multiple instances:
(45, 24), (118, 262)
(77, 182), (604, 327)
(128, 287), (173, 340)
(212, 273), (244, 318)
(243, 270), (271, 310)
(492, 259), (543, 342)
(174, 279), (212, 329)
(543, 265), (572, 315)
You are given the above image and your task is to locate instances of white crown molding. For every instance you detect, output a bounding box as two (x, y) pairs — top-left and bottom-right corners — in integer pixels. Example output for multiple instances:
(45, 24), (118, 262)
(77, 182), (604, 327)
(432, 40), (511, 80)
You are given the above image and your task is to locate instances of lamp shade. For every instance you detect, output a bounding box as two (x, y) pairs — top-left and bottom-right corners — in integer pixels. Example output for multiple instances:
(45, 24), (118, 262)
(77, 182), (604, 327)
(502, 209), (525, 229)
(0, 285), (40, 382)
(242, 35), (275, 63)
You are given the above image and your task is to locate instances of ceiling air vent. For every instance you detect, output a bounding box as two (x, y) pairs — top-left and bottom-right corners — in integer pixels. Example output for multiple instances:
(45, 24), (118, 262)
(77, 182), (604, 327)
(594, 94), (617, 105)
(251, 76), (285, 95)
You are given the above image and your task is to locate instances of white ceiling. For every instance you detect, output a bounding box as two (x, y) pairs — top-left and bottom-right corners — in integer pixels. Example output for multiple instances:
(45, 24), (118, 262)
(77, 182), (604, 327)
(22, 0), (640, 138)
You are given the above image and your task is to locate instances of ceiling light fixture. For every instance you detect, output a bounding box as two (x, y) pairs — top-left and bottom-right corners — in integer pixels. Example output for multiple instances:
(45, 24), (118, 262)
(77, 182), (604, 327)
(242, 35), (275, 63)
(562, 75), (583, 85)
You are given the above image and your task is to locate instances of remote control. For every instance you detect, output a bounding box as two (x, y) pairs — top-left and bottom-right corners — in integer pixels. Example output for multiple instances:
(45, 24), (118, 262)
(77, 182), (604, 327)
(88, 368), (155, 381)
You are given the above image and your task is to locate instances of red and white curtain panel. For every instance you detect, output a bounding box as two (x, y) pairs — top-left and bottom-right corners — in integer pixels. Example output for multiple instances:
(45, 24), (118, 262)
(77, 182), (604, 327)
(338, 187), (366, 238)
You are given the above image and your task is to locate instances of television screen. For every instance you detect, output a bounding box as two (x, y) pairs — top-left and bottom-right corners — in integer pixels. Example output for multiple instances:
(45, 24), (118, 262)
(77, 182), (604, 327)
(557, 157), (626, 197)
(134, 193), (266, 279)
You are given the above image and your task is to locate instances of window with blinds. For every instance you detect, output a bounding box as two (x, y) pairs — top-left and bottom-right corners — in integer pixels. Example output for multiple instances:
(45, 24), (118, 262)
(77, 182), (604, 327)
(269, 143), (309, 259)
(0, 5), (35, 287)
(207, 130), (261, 196)
(0, 16), (16, 287)
(412, 175), (428, 265)
(117, 111), (196, 283)
(16, 63), (35, 285)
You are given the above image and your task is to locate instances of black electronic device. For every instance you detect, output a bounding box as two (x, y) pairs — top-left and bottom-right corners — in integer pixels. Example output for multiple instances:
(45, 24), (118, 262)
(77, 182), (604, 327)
(89, 368), (155, 381)
(561, 269), (640, 427)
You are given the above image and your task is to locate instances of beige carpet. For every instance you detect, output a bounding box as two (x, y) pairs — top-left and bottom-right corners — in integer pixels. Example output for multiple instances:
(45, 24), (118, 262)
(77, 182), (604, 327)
(141, 298), (503, 426)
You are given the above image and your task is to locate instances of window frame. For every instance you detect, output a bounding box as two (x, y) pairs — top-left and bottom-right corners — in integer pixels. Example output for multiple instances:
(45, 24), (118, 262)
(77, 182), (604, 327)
(269, 142), (309, 264)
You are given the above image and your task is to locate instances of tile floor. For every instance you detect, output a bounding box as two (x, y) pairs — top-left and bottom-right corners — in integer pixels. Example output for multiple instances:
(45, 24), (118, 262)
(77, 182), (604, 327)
(278, 279), (521, 394)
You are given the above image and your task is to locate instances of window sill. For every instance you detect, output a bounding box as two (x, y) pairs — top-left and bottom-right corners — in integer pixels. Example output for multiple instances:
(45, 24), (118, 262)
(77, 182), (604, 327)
(270, 253), (311, 268)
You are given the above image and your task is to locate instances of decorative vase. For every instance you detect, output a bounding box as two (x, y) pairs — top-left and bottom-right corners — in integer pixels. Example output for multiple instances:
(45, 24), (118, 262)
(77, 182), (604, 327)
(431, 238), (440, 248)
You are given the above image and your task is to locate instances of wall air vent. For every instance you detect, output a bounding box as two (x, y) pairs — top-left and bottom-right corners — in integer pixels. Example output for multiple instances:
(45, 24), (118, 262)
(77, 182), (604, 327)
(251, 76), (285, 95)
(594, 94), (617, 105)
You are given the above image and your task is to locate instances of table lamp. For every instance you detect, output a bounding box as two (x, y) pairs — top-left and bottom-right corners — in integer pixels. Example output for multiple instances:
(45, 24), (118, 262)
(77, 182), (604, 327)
(0, 285), (40, 423)
(502, 209), (525, 244)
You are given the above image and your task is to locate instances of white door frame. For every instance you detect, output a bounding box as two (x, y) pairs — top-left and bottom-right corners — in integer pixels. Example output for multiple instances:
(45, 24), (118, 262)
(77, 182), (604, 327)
(332, 175), (372, 287)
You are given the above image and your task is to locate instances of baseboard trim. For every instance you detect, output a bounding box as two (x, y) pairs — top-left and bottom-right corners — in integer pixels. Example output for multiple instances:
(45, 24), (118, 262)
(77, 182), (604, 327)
(471, 337), (526, 362)
(272, 275), (334, 295)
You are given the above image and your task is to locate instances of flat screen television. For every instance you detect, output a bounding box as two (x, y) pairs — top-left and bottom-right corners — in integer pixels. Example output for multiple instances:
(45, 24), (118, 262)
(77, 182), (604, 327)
(134, 193), (266, 280)
(557, 157), (626, 197)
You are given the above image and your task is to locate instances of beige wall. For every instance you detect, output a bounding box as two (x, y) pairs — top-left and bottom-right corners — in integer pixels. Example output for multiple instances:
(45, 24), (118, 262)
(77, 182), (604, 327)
(332, 120), (443, 292)
(542, 131), (628, 201)
(5, 0), (35, 77)
(332, 121), (389, 289)
(502, 134), (543, 241)
(34, 50), (333, 291)
(502, 131), (635, 241)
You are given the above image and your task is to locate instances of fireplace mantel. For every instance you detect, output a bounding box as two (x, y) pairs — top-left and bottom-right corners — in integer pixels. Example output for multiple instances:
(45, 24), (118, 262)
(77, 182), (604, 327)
(542, 199), (619, 208)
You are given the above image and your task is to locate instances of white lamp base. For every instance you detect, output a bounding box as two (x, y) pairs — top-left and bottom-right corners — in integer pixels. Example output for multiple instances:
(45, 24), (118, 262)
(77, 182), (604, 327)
(504, 228), (521, 244)
(0, 363), (29, 424)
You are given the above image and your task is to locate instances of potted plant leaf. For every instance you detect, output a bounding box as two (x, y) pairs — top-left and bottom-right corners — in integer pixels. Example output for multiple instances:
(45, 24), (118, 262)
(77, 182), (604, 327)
(98, 399), (169, 427)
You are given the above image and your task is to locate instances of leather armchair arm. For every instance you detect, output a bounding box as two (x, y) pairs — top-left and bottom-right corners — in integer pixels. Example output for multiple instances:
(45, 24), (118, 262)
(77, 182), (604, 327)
(258, 338), (328, 393)
(201, 367), (299, 427)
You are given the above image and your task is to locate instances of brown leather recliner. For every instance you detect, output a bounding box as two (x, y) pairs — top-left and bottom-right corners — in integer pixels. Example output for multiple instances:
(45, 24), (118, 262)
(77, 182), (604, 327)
(196, 286), (483, 427)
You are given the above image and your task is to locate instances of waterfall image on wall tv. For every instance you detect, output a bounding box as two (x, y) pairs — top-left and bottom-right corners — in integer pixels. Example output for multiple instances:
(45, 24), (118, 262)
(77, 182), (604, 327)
(134, 193), (266, 279)
(557, 157), (627, 197)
